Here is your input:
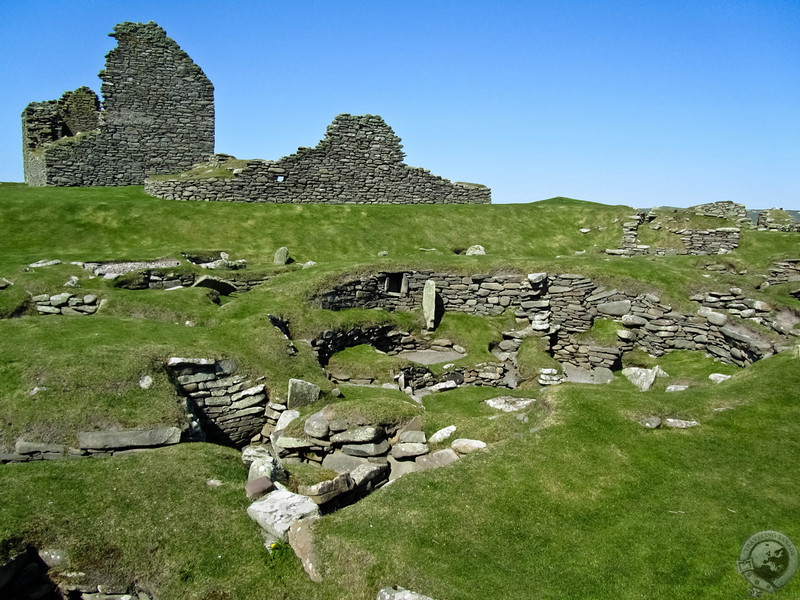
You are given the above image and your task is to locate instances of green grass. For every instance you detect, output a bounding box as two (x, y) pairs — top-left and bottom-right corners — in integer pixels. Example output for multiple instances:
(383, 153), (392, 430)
(326, 345), (412, 383)
(2, 182), (800, 599)
(516, 335), (560, 385)
(0, 444), (340, 600)
(573, 318), (623, 346)
(285, 462), (339, 490)
(314, 351), (800, 599)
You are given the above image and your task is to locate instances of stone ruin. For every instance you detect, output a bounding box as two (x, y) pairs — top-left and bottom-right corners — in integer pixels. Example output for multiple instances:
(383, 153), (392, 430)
(22, 21), (214, 186)
(22, 21), (490, 204)
(144, 115), (491, 204)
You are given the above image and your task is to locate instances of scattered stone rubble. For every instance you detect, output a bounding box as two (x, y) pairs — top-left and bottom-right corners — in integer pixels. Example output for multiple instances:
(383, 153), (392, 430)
(242, 409), (486, 582)
(82, 259), (269, 292)
(638, 416), (700, 429)
(377, 587), (437, 600)
(267, 409), (486, 500)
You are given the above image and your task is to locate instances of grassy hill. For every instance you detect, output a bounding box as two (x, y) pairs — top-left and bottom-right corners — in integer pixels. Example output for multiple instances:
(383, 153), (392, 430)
(1, 182), (799, 600)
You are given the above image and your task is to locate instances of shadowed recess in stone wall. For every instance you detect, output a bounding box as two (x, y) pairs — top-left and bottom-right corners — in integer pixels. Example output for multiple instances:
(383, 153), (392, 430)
(21, 21), (214, 187)
(145, 114), (491, 205)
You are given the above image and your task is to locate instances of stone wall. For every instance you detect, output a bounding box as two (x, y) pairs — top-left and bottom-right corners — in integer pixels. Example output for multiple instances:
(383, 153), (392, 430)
(314, 270), (779, 368)
(766, 259), (800, 285)
(678, 227), (740, 254)
(756, 209), (800, 232)
(688, 200), (749, 225)
(606, 224), (740, 257)
(144, 115), (491, 205)
(316, 270), (543, 319)
(165, 358), (267, 447)
(1, 426), (183, 464)
(22, 21), (214, 186)
(310, 325), (418, 367)
(32, 292), (100, 316)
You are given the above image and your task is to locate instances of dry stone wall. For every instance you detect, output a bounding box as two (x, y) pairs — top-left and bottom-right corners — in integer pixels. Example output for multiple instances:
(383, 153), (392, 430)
(756, 209), (800, 232)
(22, 21), (214, 186)
(315, 270), (779, 368)
(678, 227), (741, 254)
(32, 292), (100, 316)
(767, 259), (800, 285)
(605, 203), (743, 256)
(144, 115), (491, 205)
(688, 200), (749, 225)
(166, 358), (267, 447)
(1, 426), (183, 464)
(316, 271), (546, 320)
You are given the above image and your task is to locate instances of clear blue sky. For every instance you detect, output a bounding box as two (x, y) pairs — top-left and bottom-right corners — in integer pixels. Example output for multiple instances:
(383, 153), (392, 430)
(1, 0), (798, 209)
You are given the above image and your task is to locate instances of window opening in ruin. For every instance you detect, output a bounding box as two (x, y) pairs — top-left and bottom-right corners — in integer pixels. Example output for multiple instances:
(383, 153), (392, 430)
(275, 175), (287, 182)
(383, 273), (408, 297)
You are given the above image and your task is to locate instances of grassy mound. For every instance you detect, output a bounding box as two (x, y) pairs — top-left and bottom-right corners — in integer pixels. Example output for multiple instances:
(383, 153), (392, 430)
(1, 182), (799, 599)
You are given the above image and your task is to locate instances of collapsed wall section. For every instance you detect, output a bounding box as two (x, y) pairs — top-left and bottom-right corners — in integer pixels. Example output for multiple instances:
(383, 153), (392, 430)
(144, 114), (491, 204)
(22, 21), (214, 186)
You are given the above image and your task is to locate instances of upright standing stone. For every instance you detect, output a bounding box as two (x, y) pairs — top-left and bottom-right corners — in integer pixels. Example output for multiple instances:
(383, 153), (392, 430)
(274, 247), (290, 265)
(423, 279), (437, 330)
(287, 379), (320, 408)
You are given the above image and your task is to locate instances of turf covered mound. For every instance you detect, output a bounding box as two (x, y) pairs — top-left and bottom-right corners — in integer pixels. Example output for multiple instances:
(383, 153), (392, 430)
(1, 183), (799, 599)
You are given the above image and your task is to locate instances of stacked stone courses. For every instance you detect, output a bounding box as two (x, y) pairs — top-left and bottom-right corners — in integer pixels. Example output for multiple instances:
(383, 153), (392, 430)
(22, 21), (214, 186)
(315, 270), (779, 368)
(688, 200), (750, 225)
(145, 114), (491, 204)
(166, 358), (267, 448)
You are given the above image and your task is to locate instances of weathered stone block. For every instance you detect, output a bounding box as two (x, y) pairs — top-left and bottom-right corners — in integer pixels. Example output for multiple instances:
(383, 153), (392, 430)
(77, 426), (181, 450)
(287, 379), (320, 409)
(247, 489), (320, 542)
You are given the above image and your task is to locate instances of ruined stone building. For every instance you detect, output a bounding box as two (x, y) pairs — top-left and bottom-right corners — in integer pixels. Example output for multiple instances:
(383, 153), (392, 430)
(144, 114), (491, 204)
(21, 22), (214, 186)
(22, 21), (490, 203)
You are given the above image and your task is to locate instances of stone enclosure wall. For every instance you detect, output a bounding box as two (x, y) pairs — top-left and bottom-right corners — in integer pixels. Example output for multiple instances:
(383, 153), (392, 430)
(144, 114), (491, 204)
(605, 203), (744, 257)
(22, 21), (214, 186)
(767, 259), (800, 285)
(314, 270), (780, 370)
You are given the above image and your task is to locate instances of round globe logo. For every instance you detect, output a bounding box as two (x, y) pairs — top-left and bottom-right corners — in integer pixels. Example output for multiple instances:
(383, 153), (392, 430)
(738, 531), (798, 596)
